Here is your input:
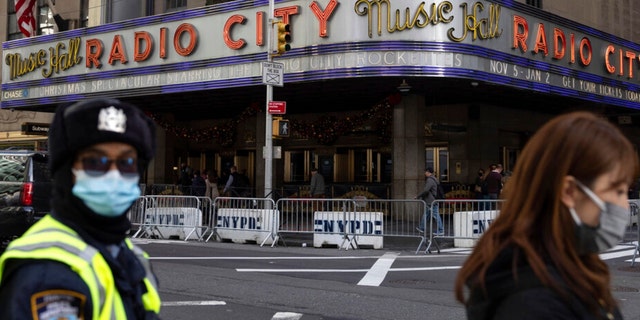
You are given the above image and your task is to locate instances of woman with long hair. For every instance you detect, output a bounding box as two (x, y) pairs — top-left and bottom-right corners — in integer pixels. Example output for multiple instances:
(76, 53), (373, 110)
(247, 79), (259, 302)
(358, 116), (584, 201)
(455, 111), (638, 319)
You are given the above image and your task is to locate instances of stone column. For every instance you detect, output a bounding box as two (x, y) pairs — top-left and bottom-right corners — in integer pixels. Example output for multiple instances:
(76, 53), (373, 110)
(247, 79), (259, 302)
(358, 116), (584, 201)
(392, 94), (425, 200)
(110, 1), (142, 23)
(148, 125), (167, 185)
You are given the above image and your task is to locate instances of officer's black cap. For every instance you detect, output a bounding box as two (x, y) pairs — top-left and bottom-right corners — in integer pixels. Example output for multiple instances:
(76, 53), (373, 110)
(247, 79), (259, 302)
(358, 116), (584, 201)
(48, 98), (156, 174)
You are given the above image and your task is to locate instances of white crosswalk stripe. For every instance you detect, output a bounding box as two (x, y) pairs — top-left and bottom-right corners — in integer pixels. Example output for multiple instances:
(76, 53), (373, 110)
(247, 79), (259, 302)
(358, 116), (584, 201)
(438, 244), (639, 263)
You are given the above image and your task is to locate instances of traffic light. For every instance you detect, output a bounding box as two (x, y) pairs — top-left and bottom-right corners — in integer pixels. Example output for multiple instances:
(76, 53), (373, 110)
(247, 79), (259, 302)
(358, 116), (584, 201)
(275, 22), (291, 55)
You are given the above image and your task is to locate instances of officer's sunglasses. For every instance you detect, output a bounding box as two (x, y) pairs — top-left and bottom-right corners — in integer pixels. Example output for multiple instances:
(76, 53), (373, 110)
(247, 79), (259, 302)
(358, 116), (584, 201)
(80, 156), (138, 177)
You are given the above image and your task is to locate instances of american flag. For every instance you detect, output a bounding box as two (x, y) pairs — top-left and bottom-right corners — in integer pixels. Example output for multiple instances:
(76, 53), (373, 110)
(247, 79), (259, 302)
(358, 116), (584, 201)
(15, 0), (37, 37)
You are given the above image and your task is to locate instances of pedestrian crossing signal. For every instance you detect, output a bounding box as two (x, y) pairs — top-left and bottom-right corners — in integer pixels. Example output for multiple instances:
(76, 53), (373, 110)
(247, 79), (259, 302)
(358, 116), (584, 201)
(276, 22), (291, 55)
(273, 118), (289, 137)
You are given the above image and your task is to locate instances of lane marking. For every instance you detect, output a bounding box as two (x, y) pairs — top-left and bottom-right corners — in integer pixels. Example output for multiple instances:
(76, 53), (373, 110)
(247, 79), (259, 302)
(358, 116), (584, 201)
(600, 249), (637, 260)
(237, 268), (370, 272)
(163, 300), (226, 306)
(150, 254), (463, 260)
(151, 256), (383, 260)
(236, 266), (461, 273)
(144, 240), (637, 262)
(272, 312), (303, 320)
(390, 266), (461, 272)
(358, 252), (399, 286)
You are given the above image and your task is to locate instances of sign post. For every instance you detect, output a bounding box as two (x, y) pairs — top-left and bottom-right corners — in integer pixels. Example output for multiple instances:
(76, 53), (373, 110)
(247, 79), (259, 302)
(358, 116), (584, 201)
(264, 0), (275, 200)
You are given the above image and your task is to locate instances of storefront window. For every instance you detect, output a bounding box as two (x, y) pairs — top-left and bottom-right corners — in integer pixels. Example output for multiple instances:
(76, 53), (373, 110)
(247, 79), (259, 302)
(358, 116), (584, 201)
(284, 148), (387, 184)
(166, 0), (187, 11)
(526, 0), (542, 8)
(7, 0), (54, 39)
(39, 4), (55, 35)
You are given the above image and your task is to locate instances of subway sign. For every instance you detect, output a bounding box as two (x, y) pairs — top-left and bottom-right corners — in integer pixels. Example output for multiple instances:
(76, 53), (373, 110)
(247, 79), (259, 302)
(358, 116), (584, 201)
(21, 122), (49, 136)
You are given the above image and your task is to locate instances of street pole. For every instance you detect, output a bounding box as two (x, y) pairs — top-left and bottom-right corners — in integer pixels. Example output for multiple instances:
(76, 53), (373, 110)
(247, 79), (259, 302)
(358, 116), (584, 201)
(264, 0), (275, 199)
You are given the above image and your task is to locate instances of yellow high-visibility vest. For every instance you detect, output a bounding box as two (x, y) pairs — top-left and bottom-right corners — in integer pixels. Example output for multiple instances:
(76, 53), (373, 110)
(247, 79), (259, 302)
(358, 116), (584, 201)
(0, 215), (161, 319)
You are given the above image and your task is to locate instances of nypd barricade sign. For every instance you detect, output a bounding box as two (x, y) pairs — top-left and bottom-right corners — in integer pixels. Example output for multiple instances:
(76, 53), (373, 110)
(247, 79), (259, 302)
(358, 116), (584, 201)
(216, 208), (279, 245)
(453, 210), (499, 247)
(313, 211), (383, 249)
(143, 207), (203, 240)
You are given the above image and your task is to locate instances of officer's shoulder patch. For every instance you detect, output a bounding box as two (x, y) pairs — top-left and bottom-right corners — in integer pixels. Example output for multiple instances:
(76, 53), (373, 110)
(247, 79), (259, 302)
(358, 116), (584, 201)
(30, 289), (86, 320)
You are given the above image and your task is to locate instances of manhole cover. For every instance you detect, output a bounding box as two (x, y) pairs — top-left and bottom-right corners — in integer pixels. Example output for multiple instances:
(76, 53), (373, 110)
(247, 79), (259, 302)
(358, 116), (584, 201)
(611, 286), (639, 293)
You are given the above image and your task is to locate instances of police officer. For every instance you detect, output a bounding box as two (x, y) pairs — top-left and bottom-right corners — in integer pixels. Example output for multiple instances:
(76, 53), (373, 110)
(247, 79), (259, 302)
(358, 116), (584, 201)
(0, 98), (161, 319)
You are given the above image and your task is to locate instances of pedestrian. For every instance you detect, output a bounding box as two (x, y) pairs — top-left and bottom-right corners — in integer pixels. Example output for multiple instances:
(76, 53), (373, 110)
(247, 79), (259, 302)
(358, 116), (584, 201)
(0, 98), (161, 319)
(474, 168), (485, 199)
(415, 167), (444, 235)
(309, 167), (326, 198)
(455, 111), (637, 319)
(485, 164), (503, 199)
(206, 169), (220, 200)
(191, 169), (206, 196)
(223, 165), (238, 196)
(178, 162), (192, 193)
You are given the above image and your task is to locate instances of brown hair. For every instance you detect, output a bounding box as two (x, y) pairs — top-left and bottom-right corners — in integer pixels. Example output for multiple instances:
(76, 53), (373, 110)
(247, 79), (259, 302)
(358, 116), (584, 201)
(454, 111), (639, 314)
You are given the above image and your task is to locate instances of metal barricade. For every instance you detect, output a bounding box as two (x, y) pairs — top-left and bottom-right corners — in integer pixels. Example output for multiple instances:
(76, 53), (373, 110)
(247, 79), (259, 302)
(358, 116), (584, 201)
(274, 198), (359, 249)
(127, 196), (148, 234)
(212, 196), (277, 245)
(626, 200), (639, 266)
(126, 194), (640, 262)
(416, 199), (639, 260)
(417, 199), (504, 254)
(345, 198), (426, 250)
(132, 195), (207, 241)
(197, 196), (216, 242)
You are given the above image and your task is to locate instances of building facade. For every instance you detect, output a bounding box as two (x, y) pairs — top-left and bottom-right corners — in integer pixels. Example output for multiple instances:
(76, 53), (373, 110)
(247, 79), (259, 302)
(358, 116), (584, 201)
(1, 0), (639, 199)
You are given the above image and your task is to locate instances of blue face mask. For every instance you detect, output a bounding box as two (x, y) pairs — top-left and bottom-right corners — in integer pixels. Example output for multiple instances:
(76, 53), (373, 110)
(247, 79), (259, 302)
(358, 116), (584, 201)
(72, 169), (141, 217)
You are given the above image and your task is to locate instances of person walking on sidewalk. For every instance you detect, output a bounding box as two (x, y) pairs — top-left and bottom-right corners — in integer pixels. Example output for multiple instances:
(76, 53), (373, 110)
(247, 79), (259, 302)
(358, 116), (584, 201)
(416, 167), (444, 235)
(309, 167), (326, 198)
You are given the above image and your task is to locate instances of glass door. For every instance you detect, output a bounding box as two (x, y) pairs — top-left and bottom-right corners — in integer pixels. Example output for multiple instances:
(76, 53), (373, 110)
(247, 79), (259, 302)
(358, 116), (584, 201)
(425, 146), (449, 182)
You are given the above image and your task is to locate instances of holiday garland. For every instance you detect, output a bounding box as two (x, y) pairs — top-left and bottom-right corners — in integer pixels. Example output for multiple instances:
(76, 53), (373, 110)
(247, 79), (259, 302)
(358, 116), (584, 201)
(148, 94), (399, 146)
(147, 103), (260, 146)
(289, 98), (394, 144)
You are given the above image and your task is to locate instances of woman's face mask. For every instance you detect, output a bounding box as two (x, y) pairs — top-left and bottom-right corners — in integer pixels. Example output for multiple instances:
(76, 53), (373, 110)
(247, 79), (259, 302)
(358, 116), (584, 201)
(569, 180), (629, 254)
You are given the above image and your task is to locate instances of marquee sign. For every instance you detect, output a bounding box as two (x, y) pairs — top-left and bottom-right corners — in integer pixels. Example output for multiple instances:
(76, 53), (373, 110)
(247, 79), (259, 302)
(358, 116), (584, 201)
(2, 0), (639, 108)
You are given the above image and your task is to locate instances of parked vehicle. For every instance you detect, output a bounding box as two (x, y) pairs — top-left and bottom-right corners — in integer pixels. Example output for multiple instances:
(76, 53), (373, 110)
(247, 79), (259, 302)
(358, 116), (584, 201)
(0, 150), (51, 251)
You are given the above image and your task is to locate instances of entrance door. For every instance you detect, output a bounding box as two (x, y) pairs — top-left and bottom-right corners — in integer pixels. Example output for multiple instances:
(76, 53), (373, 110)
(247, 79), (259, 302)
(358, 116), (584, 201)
(425, 146), (449, 182)
(284, 150), (310, 183)
(500, 147), (520, 173)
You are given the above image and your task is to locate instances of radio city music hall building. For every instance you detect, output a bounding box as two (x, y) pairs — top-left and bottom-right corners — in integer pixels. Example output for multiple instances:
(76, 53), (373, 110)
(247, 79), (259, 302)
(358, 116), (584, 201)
(1, 0), (639, 199)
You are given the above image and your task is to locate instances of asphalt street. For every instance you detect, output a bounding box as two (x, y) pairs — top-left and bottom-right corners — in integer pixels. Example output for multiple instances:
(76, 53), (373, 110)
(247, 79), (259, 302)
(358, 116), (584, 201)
(136, 237), (640, 320)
